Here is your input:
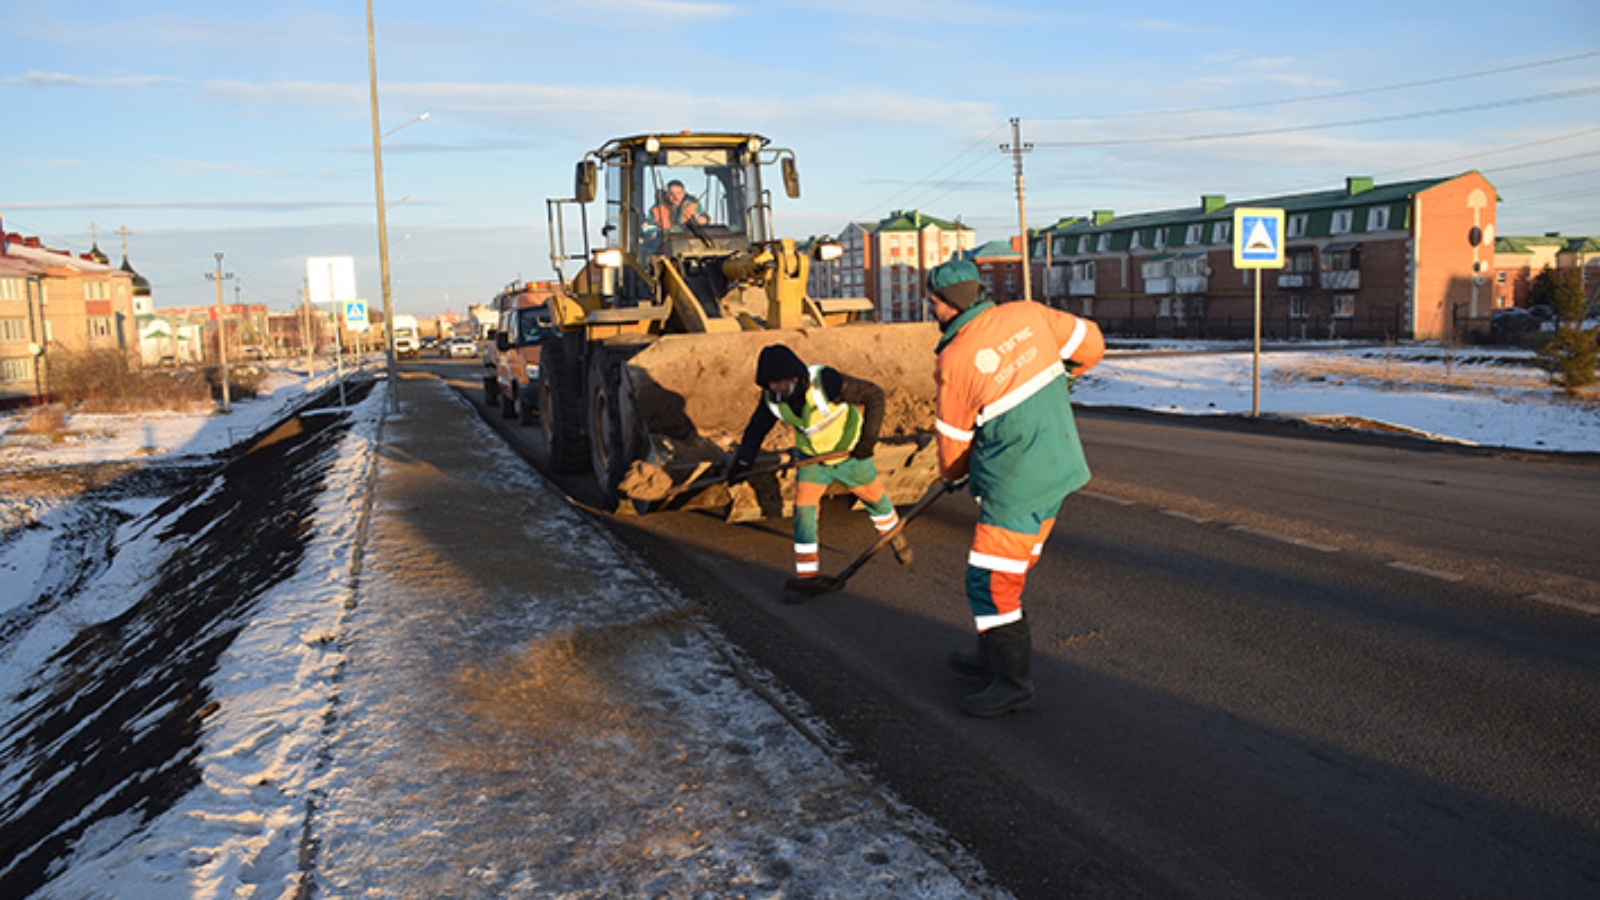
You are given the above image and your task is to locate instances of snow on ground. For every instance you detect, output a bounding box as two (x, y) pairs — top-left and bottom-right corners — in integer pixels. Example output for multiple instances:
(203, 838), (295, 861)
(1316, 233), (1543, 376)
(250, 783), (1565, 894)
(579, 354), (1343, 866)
(1073, 342), (1600, 453)
(1, 344), (1596, 899)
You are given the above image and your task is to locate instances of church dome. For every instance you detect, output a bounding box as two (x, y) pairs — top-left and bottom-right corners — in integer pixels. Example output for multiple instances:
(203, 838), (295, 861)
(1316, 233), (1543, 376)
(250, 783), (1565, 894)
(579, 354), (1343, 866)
(120, 255), (152, 297)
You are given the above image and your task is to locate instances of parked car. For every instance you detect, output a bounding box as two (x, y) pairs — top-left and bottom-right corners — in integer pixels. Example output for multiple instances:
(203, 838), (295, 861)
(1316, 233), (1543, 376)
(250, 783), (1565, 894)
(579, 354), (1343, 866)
(1489, 307), (1539, 344)
(446, 338), (477, 358)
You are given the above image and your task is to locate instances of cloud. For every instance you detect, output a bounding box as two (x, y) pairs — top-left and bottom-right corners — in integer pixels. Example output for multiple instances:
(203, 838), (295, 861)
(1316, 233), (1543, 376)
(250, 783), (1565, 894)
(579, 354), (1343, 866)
(5, 199), (372, 213)
(3, 71), (178, 89)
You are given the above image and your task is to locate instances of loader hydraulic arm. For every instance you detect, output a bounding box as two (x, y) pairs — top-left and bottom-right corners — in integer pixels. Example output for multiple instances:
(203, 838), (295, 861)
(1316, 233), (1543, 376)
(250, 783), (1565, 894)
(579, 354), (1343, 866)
(721, 238), (811, 330)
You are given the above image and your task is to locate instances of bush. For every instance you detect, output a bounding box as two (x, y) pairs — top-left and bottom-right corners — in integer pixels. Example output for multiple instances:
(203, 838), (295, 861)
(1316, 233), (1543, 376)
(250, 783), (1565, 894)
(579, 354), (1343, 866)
(45, 348), (256, 412)
(1532, 268), (1599, 394)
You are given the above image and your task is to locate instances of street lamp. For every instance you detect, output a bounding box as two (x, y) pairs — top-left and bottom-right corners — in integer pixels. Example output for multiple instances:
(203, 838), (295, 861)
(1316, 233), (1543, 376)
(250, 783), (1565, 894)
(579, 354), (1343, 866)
(366, 1), (427, 415)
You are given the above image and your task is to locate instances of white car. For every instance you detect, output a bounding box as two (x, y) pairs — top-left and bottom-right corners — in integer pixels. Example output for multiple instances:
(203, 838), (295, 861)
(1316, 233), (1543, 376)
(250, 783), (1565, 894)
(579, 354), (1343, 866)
(445, 338), (478, 358)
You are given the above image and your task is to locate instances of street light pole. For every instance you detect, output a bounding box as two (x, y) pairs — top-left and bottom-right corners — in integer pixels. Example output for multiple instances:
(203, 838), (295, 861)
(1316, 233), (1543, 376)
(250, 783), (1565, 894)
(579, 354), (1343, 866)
(366, 0), (401, 414)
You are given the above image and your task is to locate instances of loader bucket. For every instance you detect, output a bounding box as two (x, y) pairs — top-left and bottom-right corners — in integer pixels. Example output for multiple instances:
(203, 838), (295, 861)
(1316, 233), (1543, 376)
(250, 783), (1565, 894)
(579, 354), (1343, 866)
(616, 322), (942, 519)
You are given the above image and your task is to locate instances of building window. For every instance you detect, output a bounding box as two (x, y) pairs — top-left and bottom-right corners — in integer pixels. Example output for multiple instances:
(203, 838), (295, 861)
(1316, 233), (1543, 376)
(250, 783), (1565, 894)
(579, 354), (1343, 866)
(1331, 210), (1353, 234)
(1096, 234), (1110, 252)
(1154, 229), (1166, 250)
(1186, 223), (1204, 245)
(1496, 271), (1507, 285)
(1322, 246), (1360, 272)
(1214, 221), (1231, 244)
(1333, 295), (1355, 318)
(1, 357), (30, 382)
(1080, 297), (1094, 318)
(88, 317), (114, 338)
(1368, 206), (1390, 231)
(1130, 231), (1143, 250)
(1072, 261), (1096, 281)
(0, 317), (28, 341)
(0, 279), (23, 301)
(1078, 236), (1090, 253)
(1288, 214), (1308, 238)
(1157, 297), (1173, 317)
(84, 280), (111, 301)
(1290, 296), (1310, 319)
(1286, 251), (1315, 273)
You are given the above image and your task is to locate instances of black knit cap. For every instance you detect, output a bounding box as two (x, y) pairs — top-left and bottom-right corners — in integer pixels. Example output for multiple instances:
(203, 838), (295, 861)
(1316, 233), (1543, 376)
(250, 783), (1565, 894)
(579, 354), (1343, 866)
(755, 344), (808, 386)
(927, 259), (983, 310)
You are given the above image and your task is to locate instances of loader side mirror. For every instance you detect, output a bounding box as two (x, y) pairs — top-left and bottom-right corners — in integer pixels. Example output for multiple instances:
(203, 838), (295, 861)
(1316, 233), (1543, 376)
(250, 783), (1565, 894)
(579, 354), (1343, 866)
(575, 160), (598, 204)
(781, 157), (800, 199)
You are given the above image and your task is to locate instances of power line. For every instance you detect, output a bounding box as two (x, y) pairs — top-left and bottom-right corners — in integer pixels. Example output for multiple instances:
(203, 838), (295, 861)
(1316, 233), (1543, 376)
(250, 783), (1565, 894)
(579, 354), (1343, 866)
(1032, 85), (1600, 148)
(848, 123), (1009, 225)
(1029, 50), (1600, 123)
(1371, 127), (1600, 178)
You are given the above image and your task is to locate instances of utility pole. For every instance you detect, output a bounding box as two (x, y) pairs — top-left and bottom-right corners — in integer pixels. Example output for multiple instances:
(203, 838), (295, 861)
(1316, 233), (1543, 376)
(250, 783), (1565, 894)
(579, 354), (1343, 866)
(302, 281), (314, 376)
(206, 252), (234, 413)
(1000, 117), (1033, 302)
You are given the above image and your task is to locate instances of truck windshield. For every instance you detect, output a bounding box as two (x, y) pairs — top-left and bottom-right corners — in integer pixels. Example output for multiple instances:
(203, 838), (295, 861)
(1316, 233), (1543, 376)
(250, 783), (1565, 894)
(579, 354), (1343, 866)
(515, 307), (549, 343)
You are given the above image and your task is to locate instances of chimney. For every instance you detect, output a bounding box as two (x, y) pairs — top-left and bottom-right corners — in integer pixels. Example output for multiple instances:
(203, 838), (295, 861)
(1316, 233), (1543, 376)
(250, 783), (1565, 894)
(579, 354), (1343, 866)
(1201, 195), (1226, 213)
(1346, 176), (1374, 196)
(1093, 210), (1115, 226)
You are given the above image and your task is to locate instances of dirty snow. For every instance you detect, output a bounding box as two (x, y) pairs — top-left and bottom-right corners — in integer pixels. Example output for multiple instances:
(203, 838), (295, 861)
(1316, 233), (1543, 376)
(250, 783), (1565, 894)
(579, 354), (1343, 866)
(1, 343), (1597, 899)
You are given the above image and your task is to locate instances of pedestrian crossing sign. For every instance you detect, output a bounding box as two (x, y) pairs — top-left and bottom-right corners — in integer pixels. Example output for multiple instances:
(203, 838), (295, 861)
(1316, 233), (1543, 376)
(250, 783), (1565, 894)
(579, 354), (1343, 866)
(1233, 207), (1285, 269)
(343, 298), (370, 332)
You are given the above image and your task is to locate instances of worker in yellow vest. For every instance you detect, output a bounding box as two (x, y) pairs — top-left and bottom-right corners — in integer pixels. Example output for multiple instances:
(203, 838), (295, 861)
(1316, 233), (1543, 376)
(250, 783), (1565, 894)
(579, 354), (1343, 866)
(727, 344), (912, 600)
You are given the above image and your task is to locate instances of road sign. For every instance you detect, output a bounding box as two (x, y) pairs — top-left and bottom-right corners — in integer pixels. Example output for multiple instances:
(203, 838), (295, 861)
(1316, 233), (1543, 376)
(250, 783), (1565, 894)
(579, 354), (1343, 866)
(343, 298), (370, 332)
(307, 256), (358, 304)
(1233, 208), (1285, 270)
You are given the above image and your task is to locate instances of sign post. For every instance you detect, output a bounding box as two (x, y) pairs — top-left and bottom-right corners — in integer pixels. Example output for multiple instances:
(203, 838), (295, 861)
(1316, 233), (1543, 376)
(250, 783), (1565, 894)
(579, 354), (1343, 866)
(307, 256), (358, 408)
(1233, 208), (1286, 417)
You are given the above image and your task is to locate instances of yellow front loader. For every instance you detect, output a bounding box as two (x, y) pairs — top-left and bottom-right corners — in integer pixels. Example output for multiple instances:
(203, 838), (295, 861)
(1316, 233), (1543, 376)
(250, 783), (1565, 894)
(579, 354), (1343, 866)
(540, 132), (939, 519)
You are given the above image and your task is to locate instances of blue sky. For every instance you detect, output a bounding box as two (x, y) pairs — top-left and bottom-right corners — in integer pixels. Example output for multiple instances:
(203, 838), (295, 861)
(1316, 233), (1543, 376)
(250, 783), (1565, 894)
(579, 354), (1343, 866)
(3, 0), (1597, 317)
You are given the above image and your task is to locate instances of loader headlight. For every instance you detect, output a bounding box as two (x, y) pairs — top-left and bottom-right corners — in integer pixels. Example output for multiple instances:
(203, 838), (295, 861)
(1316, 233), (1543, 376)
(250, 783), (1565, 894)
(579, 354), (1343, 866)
(592, 248), (623, 269)
(814, 241), (843, 262)
(525, 363), (540, 381)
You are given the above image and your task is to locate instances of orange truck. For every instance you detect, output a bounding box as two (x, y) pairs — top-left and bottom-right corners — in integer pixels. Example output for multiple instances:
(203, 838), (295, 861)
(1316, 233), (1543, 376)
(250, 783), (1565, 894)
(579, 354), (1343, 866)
(491, 281), (559, 425)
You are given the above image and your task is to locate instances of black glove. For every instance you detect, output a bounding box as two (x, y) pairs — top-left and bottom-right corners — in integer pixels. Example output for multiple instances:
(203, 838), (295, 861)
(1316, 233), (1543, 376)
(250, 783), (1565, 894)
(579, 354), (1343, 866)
(850, 440), (876, 461)
(725, 457), (754, 485)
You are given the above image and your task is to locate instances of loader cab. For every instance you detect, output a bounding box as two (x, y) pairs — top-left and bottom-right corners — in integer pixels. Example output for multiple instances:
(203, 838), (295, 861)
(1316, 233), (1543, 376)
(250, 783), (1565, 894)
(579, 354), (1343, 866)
(596, 136), (776, 301)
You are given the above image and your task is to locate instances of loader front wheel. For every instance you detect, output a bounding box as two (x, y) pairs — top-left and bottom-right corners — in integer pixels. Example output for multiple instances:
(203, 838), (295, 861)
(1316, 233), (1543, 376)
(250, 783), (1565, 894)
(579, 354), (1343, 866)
(540, 337), (590, 473)
(587, 346), (637, 504)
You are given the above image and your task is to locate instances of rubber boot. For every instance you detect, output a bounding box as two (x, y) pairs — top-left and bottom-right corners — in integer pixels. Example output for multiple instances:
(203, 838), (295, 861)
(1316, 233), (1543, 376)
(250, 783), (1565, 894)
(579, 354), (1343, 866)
(890, 533), (914, 565)
(947, 637), (990, 679)
(960, 620), (1035, 718)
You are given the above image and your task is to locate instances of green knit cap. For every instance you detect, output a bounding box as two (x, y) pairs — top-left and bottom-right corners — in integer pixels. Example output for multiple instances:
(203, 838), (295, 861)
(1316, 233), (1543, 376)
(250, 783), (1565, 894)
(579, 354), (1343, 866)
(927, 259), (983, 310)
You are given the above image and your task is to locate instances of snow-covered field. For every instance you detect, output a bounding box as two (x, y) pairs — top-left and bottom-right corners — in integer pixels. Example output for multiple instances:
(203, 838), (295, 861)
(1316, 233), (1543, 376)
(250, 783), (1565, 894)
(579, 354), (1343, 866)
(1, 343), (1596, 899)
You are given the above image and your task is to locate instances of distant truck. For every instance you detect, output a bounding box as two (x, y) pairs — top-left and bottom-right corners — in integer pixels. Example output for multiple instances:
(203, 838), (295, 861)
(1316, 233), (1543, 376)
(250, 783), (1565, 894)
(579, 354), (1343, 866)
(391, 314), (421, 359)
(491, 281), (559, 425)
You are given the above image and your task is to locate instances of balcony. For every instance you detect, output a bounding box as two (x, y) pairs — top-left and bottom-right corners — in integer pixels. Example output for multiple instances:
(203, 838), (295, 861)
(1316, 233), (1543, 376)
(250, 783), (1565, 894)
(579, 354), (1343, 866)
(1069, 279), (1096, 296)
(1176, 275), (1209, 294)
(1321, 270), (1361, 290)
(1277, 273), (1313, 289)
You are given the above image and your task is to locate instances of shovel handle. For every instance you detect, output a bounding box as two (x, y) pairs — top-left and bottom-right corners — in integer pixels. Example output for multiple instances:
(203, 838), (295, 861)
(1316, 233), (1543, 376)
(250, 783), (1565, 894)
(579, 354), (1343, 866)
(827, 478), (952, 586)
(664, 449), (850, 500)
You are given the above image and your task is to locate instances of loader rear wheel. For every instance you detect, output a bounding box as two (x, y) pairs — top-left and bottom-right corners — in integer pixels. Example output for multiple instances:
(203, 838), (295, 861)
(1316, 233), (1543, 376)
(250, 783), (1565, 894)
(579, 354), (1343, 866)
(540, 336), (590, 473)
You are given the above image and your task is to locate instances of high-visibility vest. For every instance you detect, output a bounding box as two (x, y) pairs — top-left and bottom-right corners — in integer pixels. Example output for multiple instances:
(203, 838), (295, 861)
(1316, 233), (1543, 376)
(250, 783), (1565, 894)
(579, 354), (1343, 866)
(766, 365), (861, 459)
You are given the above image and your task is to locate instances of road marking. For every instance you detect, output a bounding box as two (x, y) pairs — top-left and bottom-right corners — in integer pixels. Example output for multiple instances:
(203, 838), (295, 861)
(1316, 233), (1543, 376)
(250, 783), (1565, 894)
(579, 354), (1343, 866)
(1224, 524), (1340, 553)
(1385, 561), (1465, 582)
(1525, 593), (1600, 616)
(1079, 490), (1135, 507)
(1161, 508), (1210, 524)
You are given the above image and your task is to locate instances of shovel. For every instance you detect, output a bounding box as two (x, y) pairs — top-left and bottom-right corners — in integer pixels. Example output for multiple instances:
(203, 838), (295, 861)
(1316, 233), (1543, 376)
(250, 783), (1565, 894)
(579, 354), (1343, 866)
(785, 478), (955, 597)
(632, 450), (850, 511)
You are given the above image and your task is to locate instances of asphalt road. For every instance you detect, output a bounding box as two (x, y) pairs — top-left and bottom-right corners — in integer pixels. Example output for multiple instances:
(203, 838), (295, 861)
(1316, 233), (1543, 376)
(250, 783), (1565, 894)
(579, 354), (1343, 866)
(415, 359), (1600, 900)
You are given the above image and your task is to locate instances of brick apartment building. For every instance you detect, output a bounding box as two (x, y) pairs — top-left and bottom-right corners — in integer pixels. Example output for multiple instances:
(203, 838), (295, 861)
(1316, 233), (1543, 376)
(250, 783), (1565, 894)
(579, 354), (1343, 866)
(814, 210), (976, 322)
(1, 230), (138, 403)
(1031, 172), (1499, 341)
(1492, 233), (1600, 310)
